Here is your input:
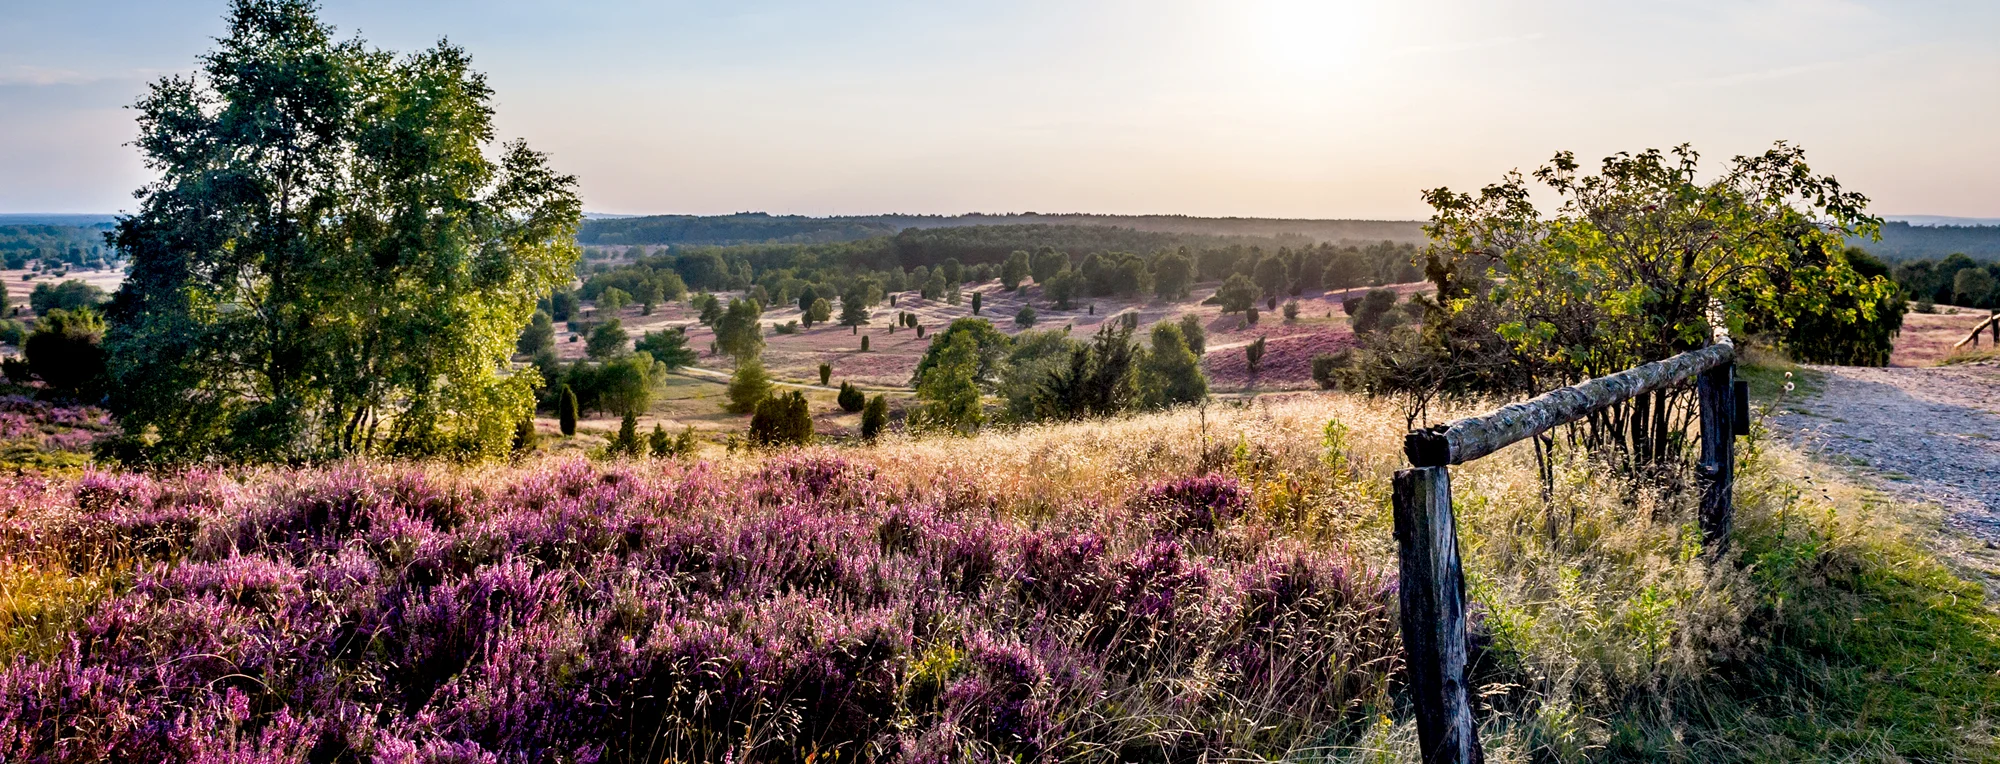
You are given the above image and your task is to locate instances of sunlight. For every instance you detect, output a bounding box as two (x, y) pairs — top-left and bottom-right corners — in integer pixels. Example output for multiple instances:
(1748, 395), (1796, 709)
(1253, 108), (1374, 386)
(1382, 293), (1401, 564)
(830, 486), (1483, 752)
(1236, 0), (1377, 89)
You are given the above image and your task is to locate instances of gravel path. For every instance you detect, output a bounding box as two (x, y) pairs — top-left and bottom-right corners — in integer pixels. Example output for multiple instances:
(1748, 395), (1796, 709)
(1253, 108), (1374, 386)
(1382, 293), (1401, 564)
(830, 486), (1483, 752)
(1769, 362), (2000, 539)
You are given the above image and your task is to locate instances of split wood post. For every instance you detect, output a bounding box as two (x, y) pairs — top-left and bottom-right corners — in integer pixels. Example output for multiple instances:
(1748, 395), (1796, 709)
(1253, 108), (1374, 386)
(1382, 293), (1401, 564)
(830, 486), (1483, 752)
(1392, 466), (1483, 764)
(1697, 362), (1736, 548)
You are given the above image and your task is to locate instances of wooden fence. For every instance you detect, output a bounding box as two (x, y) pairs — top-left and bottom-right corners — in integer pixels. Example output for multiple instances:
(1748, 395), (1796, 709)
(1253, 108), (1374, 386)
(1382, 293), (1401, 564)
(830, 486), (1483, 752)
(1391, 340), (1746, 764)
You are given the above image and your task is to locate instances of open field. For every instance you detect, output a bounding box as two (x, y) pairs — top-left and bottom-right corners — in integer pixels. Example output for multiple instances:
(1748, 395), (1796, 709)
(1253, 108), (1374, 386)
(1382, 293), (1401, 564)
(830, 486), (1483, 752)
(1892, 307), (1996, 367)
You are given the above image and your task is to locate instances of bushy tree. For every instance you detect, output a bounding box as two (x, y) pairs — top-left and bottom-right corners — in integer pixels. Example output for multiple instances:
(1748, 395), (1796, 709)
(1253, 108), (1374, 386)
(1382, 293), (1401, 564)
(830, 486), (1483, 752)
(839, 288), (871, 327)
(837, 381), (865, 412)
(1153, 251), (1194, 300)
(517, 310), (555, 356)
(1044, 270), (1081, 310)
(104, 1), (580, 461)
(1030, 248), (1068, 285)
(911, 331), (983, 434)
(860, 394), (889, 440)
(586, 319), (629, 360)
(1138, 322), (1206, 408)
(805, 297), (831, 327)
(597, 287), (631, 315)
(1253, 256), (1290, 298)
(29, 280), (107, 314)
(725, 358), (772, 414)
(1282, 300), (1301, 322)
(1032, 324), (1138, 421)
(911, 318), (1011, 387)
(695, 294), (723, 325)
(1015, 304), (1037, 328)
(1323, 253), (1368, 296)
(634, 327), (697, 370)
(25, 307), (107, 397)
(1215, 274), (1260, 314)
(594, 354), (658, 417)
(713, 298), (764, 360)
(1001, 250), (1030, 291)
(1179, 314), (1206, 356)
(749, 390), (813, 447)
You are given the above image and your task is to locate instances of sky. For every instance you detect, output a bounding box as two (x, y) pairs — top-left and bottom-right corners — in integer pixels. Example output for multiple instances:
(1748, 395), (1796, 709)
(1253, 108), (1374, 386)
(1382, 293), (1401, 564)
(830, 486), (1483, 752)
(2, 0), (1997, 219)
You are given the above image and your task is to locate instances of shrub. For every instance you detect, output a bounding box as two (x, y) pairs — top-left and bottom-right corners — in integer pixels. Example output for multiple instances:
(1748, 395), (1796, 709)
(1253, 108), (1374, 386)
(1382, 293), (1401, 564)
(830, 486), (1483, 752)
(517, 310), (555, 356)
(559, 385), (578, 436)
(1015, 304), (1037, 327)
(28, 279), (106, 314)
(1179, 314), (1206, 356)
(1245, 335), (1266, 372)
(1216, 273), (1260, 314)
(971, 291), (983, 316)
(818, 362), (833, 386)
(609, 412), (642, 456)
(586, 319), (629, 360)
(726, 359), (773, 414)
(1282, 300), (1300, 321)
(634, 327), (697, 370)
(861, 394), (889, 440)
(860, 334), (871, 352)
(25, 308), (106, 397)
(748, 390), (813, 447)
(1311, 351), (1351, 390)
(837, 381), (866, 412)
(651, 423), (697, 457)
(512, 418), (539, 453)
(1245, 306), (1260, 326)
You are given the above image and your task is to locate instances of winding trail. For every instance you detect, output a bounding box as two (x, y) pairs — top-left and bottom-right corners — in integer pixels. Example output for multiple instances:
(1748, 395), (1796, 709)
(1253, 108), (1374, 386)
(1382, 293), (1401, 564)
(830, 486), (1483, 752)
(1768, 361), (2000, 539)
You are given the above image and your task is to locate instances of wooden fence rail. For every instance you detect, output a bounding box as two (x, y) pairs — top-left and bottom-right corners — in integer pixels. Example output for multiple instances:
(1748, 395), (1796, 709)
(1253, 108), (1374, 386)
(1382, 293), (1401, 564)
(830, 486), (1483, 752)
(1391, 340), (1741, 764)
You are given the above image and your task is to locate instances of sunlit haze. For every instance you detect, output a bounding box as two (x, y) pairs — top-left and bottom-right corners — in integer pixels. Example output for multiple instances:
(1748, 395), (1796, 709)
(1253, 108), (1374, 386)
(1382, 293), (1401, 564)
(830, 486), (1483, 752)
(3, 0), (1996, 218)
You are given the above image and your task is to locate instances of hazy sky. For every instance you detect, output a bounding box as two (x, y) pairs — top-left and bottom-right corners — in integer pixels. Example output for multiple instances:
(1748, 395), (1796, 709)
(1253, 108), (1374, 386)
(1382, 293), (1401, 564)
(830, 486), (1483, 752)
(3, 0), (1996, 219)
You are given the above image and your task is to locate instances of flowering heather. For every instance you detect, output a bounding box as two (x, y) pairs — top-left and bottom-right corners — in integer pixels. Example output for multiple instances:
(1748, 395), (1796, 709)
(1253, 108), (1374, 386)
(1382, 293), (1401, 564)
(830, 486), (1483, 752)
(0, 396), (114, 465)
(0, 455), (1398, 762)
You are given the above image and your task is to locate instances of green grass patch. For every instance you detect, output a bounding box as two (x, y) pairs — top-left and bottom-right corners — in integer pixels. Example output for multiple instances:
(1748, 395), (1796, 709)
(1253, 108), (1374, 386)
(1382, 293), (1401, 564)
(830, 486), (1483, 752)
(0, 565), (118, 663)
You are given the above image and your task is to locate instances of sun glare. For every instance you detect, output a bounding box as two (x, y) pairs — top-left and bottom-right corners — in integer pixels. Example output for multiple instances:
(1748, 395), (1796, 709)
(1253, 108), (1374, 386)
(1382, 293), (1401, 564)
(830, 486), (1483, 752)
(1238, 0), (1376, 88)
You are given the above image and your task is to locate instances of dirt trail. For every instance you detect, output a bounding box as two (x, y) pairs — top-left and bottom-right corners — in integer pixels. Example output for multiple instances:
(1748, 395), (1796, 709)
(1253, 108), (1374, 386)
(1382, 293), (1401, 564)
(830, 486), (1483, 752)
(1769, 361), (2000, 539)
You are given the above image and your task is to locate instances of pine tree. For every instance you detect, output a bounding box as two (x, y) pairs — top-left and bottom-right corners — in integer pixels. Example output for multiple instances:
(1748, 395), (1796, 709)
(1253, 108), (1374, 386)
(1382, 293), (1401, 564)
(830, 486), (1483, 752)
(837, 381), (865, 412)
(649, 423), (670, 457)
(818, 362), (832, 386)
(726, 358), (773, 414)
(611, 412), (640, 456)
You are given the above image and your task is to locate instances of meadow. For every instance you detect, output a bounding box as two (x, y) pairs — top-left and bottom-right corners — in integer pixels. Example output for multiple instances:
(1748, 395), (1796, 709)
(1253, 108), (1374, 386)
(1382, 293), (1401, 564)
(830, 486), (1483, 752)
(4, 387), (1996, 762)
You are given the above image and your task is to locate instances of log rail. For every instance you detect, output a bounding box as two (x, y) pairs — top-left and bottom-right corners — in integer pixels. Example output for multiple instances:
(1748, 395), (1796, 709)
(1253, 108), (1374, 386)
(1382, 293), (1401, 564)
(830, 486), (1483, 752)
(1388, 340), (1743, 764)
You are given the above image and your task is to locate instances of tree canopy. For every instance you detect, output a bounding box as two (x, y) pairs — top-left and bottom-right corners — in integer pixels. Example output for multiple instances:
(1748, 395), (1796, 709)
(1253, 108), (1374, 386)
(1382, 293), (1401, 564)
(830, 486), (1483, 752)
(103, 0), (580, 462)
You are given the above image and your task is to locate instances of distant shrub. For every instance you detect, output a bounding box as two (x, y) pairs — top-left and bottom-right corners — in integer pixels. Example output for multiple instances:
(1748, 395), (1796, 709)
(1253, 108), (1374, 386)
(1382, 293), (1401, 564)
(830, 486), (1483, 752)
(558, 385), (579, 436)
(818, 362), (833, 386)
(1311, 351), (1352, 390)
(28, 279), (106, 314)
(1015, 305), (1037, 327)
(608, 412), (642, 456)
(1282, 300), (1300, 322)
(25, 308), (106, 397)
(726, 359), (773, 414)
(1244, 335), (1266, 372)
(837, 381), (866, 412)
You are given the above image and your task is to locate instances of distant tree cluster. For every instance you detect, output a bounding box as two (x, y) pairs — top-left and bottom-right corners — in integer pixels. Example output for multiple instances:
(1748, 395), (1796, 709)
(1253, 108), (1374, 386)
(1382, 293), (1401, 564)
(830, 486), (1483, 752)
(1893, 252), (2000, 309)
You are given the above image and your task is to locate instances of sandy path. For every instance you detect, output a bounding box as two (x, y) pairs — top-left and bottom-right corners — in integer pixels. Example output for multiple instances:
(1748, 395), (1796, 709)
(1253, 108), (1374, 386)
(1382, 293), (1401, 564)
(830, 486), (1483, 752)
(1769, 362), (2000, 539)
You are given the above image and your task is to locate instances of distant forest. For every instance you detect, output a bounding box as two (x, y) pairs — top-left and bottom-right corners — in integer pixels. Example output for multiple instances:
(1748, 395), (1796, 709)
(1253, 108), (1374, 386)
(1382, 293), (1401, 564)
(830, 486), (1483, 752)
(0, 223), (115, 270)
(1849, 221), (2000, 261)
(577, 212), (1428, 247)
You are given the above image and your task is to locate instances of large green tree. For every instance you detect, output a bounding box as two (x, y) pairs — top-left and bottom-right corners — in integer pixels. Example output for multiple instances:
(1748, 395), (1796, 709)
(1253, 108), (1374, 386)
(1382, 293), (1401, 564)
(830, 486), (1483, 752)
(104, 0), (580, 462)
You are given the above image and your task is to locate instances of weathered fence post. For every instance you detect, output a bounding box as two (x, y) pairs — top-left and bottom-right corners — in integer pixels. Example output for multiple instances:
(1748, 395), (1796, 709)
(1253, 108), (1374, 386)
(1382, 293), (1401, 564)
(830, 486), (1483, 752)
(1697, 362), (1736, 548)
(1393, 466), (1482, 764)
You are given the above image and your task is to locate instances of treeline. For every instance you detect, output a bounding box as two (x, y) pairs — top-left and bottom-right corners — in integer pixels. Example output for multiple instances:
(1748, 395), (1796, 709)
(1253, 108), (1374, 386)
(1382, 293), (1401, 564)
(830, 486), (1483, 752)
(577, 211), (1428, 248)
(1848, 221), (2000, 262)
(567, 227), (1422, 325)
(1891, 252), (2000, 308)
(0, 224), (117, 270)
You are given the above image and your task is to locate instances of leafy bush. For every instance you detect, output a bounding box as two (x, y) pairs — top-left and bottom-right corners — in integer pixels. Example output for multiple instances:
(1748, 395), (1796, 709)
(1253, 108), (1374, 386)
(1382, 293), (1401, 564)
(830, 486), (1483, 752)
(748, 390), (813, 446)
(27, 279), (106, 314)
(837, 381), (865, 412)
(818, 362), (832, 386)
(861, 394), (889, 440)
(558, 385), (578, 436)
(726, 359), (772, 414)
(25, 308), (106, 397)
(1015, 304), (1036, 327)
(634, 327), (697, 370)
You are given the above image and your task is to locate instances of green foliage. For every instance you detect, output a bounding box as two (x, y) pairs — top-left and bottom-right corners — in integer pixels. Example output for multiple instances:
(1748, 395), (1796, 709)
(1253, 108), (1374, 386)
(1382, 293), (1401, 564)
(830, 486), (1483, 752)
(725, 358), (772, 414)
(1245, 306), (1260, 326)
(591, 355), (659, 417)
(1014, 304), (1036, 328)
(1153, 251), (1194, 300)
(1311, 352), (1347, 390)
(29, 280), (106, 314)
(860, 394), (889, 440)
(694, 293), (723, 325)
(1244, 335), (1266, 372)
(713, 298), (765, 360)
(1420, 142), (1893, 399)
(608, 412), (642, 457)
(1031, 324), (1139, 421)
(805, 297), (832, 327)
(839, 288), (872, 327)
(1253, 256), (1290, 297)
(1000, 250), (1030, 291)
(1215, 273), (1261, 314)
(910, 318), (1012, 388)
(818, 362), (832, 386)
(1178, 314), (1206, 356)
(634, 327), (697, 370)
(559, 385), (578, 436)
(517, 310), (555, 356)
(511, 417), (539, 453)
(0, 320), (27, 347)
(103, 1), (580, 462)
(748, 390), (813, 447)
(1282, 300), (1300, 322)
(1785, 249), (1907, 366)
(837, 381), (865, 412)
(1138, 322), (1207, 408)
(860, 334), (871, 352)
(25, 307), (107, 397)
(651, 423), (697, 457)
(1350, 288), (1403, 333)
(586, 319), (629, 360)
(911, 332), (984, 434)
(1030, 248), (1069, 285)
(970, 290), (982, 316)
(1043, 270), (1081, 310)
(596, 286), (631, 315)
